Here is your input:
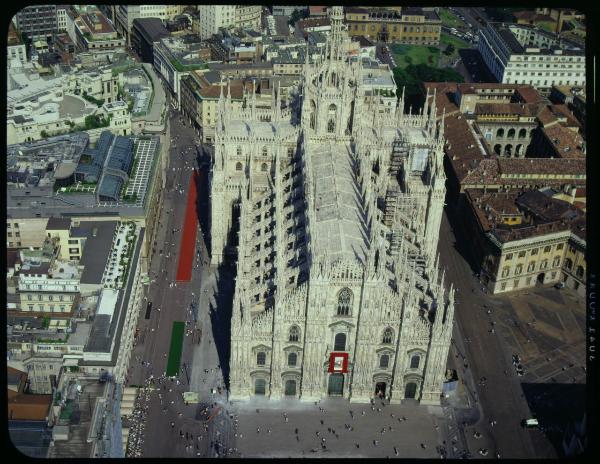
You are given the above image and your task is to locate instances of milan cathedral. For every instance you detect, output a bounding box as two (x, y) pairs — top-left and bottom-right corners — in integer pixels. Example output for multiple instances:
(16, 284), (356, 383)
(209, 6), (455, 404)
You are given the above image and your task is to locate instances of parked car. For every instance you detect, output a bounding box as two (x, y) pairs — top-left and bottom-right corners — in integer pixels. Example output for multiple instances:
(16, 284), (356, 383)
(555, 282), (565, 289)
(521, 418), (539, 429)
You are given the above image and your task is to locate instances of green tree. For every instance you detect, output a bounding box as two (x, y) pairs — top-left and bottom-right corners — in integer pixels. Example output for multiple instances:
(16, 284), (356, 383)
(444, 44), (455, 56)
(288, 7), (309, 26)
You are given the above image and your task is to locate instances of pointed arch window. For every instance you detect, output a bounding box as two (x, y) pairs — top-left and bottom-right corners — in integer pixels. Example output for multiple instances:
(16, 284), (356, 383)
(327, 119), (336, 133)
(289, 325), (300, 342)
(236, 146), (242, 156)
(337, 288), (352, 315)
(262, 146), (268, 157)
(235, 162), (243, 171)
(261, 163), (268, 172)
(382, 328), (393, 344)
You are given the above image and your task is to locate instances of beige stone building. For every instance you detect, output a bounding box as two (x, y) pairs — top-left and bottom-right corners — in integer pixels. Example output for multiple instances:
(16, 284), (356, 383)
(345, 6), (441, 45)
(45, 217), (84, 262)
(461, 189), (586, 296)
(6, 217), (50, 249)
(17, 243), (81, 314)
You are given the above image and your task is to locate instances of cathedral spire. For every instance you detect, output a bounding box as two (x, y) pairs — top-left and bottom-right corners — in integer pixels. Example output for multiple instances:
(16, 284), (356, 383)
(276, 79), (281, 120)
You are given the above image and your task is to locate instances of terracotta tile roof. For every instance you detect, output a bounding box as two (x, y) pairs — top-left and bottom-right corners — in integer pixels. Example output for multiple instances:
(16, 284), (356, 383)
(497, 157), (586, 176)
(475, 102), (541, 118)
(457, 82), (519, 94)
(423, 82), (459, 116)
(461, 159), (500, 186)
(309, 6), (328, 16)
(536, 106), (559, 127)
(516, 189), (580, 222)
(548, 104), (581, 129)
(297, 17), (331, 31)
(8, 394), (52, 421)
(515, 86), (545, 104)
(542, 124), (585, 158)
(443, 113), (487, 182)
(198, 82), (245, 100)
(466, 188), (586, 243)
(7, 367), (28, 393)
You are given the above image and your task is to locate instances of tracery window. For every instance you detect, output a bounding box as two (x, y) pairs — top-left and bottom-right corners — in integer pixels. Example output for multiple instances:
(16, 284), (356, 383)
(382, 328), (393, 344)
(337, 288), (352, 315)
(289, 326), (300, 342)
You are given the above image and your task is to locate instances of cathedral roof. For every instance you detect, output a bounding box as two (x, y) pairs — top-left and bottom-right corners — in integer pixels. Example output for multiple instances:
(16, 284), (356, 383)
(309, 142), (369, 264)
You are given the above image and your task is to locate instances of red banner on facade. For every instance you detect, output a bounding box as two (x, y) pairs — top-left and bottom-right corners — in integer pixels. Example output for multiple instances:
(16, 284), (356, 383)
(328, 352), (349, 373)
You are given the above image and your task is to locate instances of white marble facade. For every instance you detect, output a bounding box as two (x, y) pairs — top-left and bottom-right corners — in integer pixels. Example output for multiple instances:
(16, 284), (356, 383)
(209, 7), (454, 404)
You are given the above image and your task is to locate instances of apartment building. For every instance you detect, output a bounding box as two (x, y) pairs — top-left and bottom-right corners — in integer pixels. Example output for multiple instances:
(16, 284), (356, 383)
(45, 217), (83, 262)
(7, 22), (27, 66)
(198, 5), (236, 40)
(345, 6), (441, 45)
(131, 18), (170, 63)
(197, 5), (261, 40)
(115, 5), (174, 45)
(461, 188), (586, 295)
(17, 244), (80, 315)
(180, 73), (244, 143)
(14, 5), (58, 41)
(73, 9), (125, 56)
(7, 218), (50, 249)
(478, 23), (585, 94)
(153, 34), (211, 109)
(56, 5), (70, 32)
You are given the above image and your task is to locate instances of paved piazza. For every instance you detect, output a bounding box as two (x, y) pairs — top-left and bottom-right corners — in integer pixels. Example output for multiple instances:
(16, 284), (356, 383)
(231, 397), (448, 458)
(490, 285), (585, 384)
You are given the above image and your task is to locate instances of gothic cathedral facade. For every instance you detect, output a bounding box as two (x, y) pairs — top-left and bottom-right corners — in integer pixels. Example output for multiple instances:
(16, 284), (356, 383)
(209, 7), (455, 404)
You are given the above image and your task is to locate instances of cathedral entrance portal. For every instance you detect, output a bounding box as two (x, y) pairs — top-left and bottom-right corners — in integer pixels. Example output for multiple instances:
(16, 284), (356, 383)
(254, 378), (266, 396)
(284, 380), (297, 396)
(404, 382), (417, 399)
(328, 374), (344, 396)
(375, 382), (387, 398)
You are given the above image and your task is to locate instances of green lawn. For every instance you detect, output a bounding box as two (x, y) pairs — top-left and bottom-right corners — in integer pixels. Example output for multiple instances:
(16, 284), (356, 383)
(440, 32), (471, 60)
(537, 21), (557, 33)
(391, 43), (439, 69)
(166, 321), (185, 377)
(439, 9), (464, 29)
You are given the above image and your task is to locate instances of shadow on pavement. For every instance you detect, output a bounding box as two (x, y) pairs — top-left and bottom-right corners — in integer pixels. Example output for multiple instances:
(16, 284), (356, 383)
(458, 49), (497, 83)
(520, 382), (585, 458)
(209, 260), (235, 392)
(194, 162), (211, 253)
(444, 206), (481, 276)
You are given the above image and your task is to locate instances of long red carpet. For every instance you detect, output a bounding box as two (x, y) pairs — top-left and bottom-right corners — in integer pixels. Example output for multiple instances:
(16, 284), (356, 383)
(176, 170), (199, 281)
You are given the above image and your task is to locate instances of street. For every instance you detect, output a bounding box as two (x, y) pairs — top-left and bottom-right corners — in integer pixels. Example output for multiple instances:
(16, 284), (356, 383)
(124, 109), (235, 457)
(438, 209), (584, 458)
